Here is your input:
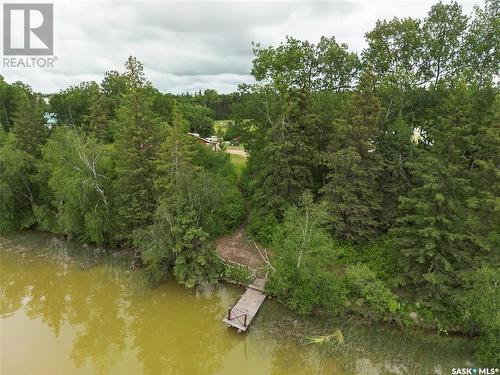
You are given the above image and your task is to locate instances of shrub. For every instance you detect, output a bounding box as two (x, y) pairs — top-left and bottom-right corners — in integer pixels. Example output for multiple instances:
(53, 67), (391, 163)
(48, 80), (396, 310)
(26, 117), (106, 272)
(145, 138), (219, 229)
(215, 184), (245, 233)
(346, 264), (400, 322)
(193, 144), (234, 179)
(359, 236), (399, 281)
(247, 208), (278, 246)
(454, 266), (500, 364)
(267, 266), (349, 316)
(267, 265), (323, 315)
(219, 260), (254, 285)
(332, 235), (398, 282)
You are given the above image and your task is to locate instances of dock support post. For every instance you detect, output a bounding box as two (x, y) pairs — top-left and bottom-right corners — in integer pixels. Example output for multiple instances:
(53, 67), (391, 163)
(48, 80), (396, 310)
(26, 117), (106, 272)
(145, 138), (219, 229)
(244, 312), (247, 327)
(227, 306), (231, 320)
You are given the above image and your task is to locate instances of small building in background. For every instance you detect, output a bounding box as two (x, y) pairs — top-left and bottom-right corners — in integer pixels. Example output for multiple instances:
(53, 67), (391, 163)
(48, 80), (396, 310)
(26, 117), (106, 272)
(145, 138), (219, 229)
(44, 112), (57, 128)
(188, 132), (220, 150)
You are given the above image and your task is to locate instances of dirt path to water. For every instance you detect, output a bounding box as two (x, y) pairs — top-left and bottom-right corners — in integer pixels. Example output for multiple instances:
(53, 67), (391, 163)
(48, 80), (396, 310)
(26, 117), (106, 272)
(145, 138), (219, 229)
(216, 217), (264, 269)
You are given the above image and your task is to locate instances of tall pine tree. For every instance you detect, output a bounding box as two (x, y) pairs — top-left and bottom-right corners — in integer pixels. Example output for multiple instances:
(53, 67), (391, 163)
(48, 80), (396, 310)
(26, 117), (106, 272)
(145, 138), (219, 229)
(0, 91), (47, 230)
(392, 83), (499, 306)
(112, 57), (166, 242)
(321, 76), (383, 241)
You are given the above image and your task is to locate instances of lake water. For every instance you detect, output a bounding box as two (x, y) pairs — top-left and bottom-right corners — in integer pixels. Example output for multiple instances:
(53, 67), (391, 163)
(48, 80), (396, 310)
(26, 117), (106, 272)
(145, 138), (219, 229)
(0, 231), (474, 374)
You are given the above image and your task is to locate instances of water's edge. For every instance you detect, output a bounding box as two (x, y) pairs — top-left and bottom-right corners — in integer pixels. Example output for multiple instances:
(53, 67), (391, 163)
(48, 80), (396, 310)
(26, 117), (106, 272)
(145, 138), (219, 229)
(0, 230), (475, 375)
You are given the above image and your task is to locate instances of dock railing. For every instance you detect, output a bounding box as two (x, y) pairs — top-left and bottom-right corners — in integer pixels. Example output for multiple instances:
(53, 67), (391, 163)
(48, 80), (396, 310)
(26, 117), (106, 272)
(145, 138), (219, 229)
(227, 306), (248, 327)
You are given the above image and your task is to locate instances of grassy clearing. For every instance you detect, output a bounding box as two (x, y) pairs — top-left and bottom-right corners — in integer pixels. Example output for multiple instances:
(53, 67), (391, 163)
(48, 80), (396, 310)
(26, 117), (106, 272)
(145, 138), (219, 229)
(214, 120), (232, 135)
(229, 153), (246, 179)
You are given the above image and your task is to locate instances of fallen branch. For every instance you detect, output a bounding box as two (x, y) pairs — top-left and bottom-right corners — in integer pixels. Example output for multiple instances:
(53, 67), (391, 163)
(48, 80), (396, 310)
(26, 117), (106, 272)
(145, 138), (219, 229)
(252, 240), (275, 272)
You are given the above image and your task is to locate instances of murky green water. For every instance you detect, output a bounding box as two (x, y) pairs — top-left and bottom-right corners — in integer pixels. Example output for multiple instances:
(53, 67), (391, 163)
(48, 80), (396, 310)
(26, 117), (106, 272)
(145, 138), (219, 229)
(0, 232), (474, 374)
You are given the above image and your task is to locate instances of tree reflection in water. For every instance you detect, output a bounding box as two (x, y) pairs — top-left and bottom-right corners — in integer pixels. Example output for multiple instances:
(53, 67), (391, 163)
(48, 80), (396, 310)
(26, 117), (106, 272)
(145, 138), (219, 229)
(0, 232), (235, 374)
(0, 231), (475, 375)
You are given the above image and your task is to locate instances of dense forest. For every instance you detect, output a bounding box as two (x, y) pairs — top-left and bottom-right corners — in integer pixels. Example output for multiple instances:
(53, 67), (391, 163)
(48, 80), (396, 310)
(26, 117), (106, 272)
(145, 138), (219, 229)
(1, 0), (498, 364)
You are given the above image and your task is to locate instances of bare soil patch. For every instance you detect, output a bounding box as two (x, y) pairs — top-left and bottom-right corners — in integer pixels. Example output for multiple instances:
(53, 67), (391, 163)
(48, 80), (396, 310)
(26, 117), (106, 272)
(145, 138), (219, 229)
(216, 220), (263, 269)
(225, 147), (248, 157)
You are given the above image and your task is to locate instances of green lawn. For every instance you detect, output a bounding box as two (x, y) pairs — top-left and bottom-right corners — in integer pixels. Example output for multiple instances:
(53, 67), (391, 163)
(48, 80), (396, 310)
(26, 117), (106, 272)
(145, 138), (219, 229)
(229, 153), (246, 179)
(214, 120), (232, 135)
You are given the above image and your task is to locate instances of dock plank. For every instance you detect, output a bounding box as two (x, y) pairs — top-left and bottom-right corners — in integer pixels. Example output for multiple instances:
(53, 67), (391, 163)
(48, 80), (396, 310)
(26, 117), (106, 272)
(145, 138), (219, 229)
(223, 278), (267, 331)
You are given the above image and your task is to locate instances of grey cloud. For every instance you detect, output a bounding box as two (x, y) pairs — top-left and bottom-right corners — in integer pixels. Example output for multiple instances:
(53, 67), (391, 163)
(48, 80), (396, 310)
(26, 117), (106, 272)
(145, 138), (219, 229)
(2, 0), (477, 94)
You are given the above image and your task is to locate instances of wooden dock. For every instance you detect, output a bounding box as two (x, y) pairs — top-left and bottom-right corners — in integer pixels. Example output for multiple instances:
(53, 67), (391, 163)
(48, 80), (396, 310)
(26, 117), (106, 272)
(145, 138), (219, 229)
(223, 278), (267, 332)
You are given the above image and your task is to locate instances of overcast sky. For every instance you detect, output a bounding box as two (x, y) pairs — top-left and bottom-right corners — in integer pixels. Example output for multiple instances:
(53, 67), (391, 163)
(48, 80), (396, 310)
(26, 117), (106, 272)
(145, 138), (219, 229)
(2, 0), (478, 94)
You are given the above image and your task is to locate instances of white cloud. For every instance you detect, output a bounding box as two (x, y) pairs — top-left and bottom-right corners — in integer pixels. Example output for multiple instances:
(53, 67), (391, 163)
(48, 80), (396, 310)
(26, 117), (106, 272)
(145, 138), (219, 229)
(1, 0), (477, 94)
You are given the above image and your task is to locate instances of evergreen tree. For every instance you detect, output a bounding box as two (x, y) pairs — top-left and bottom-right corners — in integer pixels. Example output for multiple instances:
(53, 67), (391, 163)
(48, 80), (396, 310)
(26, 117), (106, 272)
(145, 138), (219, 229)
(377, 114), (414, 229)
(10, 92), (48, 158)
(0, 92), (47, 230)
(0, 76), (27, 132)
(321, 78), (383, 241)
(155, 105), (197, 194)
(392, 84), (499, 306)
(112, 57), (166, 242)
(249, 38), (323, 214)
(84, 93), (113, 142)
(137, 196), (221, 286)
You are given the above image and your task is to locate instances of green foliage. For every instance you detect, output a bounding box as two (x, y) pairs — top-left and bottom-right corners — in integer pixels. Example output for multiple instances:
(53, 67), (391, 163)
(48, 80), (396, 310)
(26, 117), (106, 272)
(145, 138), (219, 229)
(0, 1), (498, 348)
(465, 0), (500, 85)
(0, 128), (6, 146)
(136, 101), (244, 286)
(332, 236), (398, 282)
(0, 142), (37, 230)
(214, 183), (245, 234)
(421, 1), (468, 86)
(346, 264), (400, 322)
(50, 81), (100, 129)
(191, 89), (240, 120)
(268, 261), (349, 317)
(137, 138), (238, 287)
(268, 264), (325, 316)
(228, 153), (246, 180)
(358, 238), (399, 281)
(36, 128), (113, 244)
(136, 196), (222, 287)
(391, 84), (499, 307)
(193, 144), (233, 179)
(180, 102), (214, 137)
(322, 146), (381, 241)
(0, 91), (47, 231)
(273, 192), (333, 269)
(321, 77), (383, 241)
(10, 92), (48, 157)
(155, 106), (198, 193)
(363, 17), (423, 86)
(219, 260), (254, 285)
(267, 192), (346, 315)
(0, 76), (31, 132)
(454, 266), (500, 364)
(112, 57), (167, 243)
(247, 208), (278, 246)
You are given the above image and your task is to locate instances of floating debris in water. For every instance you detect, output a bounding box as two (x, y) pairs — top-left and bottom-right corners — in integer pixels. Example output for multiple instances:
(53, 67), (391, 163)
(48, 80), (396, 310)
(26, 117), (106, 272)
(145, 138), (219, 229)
(305, 329), (345, 347)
